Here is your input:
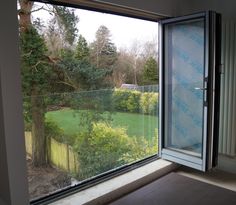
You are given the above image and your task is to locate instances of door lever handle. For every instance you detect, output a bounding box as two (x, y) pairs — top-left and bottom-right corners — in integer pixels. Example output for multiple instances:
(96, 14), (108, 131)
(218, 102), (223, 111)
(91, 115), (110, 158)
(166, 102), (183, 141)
(194, 87), (207, 91)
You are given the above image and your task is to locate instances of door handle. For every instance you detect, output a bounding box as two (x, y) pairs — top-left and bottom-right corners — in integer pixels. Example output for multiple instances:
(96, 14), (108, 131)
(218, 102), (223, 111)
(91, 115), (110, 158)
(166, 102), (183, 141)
(194, 87), (207, 91)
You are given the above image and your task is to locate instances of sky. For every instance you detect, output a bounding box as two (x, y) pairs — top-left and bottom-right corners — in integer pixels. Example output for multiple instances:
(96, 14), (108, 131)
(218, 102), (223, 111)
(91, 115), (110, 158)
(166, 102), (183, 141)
(32, 2), (159, 50)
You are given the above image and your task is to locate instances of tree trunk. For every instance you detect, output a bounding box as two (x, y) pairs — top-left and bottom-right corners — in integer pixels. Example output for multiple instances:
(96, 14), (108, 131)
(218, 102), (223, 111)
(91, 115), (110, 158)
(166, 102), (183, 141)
(19, 0), (47, 167)
(18, 0), (34, 32)
(31, 89), (47, 167)
(134, 58), (137, 85)
(18, 0), (33, 32)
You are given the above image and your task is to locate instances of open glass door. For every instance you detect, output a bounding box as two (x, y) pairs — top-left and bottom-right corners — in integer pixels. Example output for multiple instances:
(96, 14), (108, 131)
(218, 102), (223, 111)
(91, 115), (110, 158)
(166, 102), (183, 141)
(159, 11), (221, 171)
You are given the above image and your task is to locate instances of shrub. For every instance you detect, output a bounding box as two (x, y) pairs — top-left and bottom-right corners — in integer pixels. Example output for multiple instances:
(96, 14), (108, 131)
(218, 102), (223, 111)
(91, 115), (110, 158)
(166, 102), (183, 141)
(140, 92), (158, 115)
(45, 119), (75, 145)
(74, 123), (129, 179)
(113, 88), (158, 115)
(113, 89), (130, 112)
(126, 90), (141, 113)
(113, 89), (141, 113)
(74, 122), (157, 180)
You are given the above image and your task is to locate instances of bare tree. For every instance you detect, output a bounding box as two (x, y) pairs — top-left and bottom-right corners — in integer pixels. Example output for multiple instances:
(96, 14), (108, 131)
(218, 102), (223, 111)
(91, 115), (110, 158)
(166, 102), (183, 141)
(128, 40), (146, 85)
(142, 38), (158, 61)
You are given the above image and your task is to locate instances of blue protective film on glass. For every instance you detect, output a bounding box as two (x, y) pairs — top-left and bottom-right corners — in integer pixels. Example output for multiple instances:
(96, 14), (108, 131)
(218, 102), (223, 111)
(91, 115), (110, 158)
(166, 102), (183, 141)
(165, 19), (204, 156)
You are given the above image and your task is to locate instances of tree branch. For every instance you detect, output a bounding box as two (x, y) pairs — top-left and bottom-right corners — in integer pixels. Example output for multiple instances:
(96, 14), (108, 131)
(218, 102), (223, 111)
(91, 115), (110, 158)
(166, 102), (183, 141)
(56, 81), (77, 89)
(63, 71), (79, 90)
(21, 50), (32, 57)
(32, 60), (47, 71)
(31, 6), (44, 13)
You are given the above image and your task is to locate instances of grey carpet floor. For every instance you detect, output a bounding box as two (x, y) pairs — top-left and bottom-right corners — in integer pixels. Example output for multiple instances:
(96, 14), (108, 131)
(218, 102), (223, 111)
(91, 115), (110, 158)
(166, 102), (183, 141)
(108, 172), (236, 205)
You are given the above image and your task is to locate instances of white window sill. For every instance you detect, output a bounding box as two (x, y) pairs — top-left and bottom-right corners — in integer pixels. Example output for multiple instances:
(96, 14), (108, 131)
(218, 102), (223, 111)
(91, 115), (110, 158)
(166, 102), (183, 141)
(49, 159), (178, 205)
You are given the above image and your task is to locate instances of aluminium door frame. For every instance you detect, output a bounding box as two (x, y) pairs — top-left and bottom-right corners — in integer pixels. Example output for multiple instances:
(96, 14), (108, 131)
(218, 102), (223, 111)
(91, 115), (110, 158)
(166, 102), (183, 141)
(158, 11), (220, 171)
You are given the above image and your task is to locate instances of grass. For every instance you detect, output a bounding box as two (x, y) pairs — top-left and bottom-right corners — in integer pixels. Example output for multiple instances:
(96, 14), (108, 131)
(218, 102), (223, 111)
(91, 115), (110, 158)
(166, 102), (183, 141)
(46, 109), (158, 140)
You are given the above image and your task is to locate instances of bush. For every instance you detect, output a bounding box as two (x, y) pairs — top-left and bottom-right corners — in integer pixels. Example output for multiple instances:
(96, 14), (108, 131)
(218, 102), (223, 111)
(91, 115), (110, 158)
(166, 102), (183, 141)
(126, 90), (141, 113)
(113, 88), (158, 115)
(140, 92), (158, 115)
(113, 89), (141, 113)
(74, 122), (157, 180)
(121, 135), (157, 163)
(45, 119), (75, 145)
(74, 123), (129, 179)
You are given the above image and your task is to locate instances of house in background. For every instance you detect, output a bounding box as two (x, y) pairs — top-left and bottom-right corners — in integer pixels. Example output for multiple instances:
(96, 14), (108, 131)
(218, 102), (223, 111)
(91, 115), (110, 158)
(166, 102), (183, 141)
(120, 84), (139, 90)
(0, 0), (236, 205)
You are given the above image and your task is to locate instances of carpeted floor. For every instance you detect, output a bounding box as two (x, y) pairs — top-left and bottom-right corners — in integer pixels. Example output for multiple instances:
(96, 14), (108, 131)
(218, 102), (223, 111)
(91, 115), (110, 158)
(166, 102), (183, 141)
(108, 172), (236, 205)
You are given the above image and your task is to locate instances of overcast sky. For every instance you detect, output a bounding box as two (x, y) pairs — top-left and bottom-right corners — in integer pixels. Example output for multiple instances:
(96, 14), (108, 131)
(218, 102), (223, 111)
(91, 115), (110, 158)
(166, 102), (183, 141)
(32, 2), (159, 50)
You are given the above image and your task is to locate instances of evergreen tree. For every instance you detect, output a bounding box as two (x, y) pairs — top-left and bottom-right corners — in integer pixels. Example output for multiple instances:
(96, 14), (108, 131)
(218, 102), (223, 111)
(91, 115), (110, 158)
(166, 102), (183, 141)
(18, 0), (79, 166)
(54, 5), (79, 46)
(90, 25), (117, 70)
(58, 49), (111, 90)
(20, 26), (51, 167)
(142, 57), (159, 85)
(75, 34), (89, 61)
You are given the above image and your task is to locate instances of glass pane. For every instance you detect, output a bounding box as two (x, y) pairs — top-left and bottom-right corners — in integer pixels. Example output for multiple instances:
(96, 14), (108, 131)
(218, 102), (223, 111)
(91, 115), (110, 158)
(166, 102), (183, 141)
(19, 1), (159, 200)
(164, 19), (205, 157)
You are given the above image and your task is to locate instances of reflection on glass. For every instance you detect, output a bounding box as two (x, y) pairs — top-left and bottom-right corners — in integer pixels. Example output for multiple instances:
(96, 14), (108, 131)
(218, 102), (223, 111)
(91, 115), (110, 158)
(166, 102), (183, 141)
(164, 19), (205, 157)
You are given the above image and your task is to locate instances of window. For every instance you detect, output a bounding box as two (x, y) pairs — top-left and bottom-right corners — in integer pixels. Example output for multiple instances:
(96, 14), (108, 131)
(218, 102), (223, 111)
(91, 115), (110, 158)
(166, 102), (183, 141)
(17, 0), (221, 204)
(19, 0), (160, 202)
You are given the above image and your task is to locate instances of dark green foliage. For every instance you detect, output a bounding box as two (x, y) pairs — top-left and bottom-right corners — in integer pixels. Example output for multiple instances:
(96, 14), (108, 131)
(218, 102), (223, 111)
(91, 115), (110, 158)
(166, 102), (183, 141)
(58, 49), (112, 90)
(75, 35), (89, 61)
(23, 97), (32, 131)
(113, 89), (141, 113)
(142, 57), (158, 85)
(45, 118), (76, 146)
(74, 61), (112, 90)
(54, 6), (79, 45)
(45, 119), (64, 142)
(20, 26), (51, 96)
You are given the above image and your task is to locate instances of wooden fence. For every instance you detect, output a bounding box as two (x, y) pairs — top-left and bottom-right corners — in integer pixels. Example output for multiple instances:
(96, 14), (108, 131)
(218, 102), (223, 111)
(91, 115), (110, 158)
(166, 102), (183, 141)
(25, 132), (79, 174)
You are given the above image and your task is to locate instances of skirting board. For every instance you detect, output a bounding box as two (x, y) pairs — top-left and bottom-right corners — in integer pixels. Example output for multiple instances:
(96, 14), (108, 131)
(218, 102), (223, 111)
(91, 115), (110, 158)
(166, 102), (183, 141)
(218, 154), (236, 174)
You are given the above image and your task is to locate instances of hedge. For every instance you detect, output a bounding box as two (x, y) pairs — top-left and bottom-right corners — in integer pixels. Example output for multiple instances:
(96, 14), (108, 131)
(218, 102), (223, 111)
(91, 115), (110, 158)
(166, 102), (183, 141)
(113, 88), (158, 115)
(45, 88), (159, 115)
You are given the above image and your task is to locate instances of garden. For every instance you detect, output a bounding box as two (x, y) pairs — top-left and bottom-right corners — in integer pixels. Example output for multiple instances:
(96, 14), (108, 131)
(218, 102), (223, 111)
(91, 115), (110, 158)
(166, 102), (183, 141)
(25, 88), (159, 181)
(19, 0), (159, 199)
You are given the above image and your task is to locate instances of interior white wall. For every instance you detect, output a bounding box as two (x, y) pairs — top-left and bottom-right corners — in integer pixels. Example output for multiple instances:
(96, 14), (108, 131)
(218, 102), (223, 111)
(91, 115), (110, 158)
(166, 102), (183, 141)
(102, 0), (236, 20)
(0, 1), (29, 205)
(178, 0), (236, 20)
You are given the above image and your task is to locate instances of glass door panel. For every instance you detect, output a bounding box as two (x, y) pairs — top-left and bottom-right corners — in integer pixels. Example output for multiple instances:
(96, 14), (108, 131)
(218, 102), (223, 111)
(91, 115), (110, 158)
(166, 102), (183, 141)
(164, 19), (205, 158)
(159, 12), (221, 171)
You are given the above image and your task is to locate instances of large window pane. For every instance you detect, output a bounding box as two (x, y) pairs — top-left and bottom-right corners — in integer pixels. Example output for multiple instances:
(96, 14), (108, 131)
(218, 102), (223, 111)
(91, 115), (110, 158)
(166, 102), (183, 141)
(19, 1), (158, 200)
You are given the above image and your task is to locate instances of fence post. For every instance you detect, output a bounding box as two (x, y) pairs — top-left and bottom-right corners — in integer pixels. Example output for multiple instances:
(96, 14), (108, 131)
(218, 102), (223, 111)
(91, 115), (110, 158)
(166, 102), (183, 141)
(73, 152), (79, 174)
(66, 144), (70, 172)
(47, 136), (51, 164)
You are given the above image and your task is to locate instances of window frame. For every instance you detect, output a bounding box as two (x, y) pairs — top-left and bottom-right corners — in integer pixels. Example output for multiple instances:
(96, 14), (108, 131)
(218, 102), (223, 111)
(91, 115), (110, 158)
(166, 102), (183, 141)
(34, 0), (164, 22)
(158, 11), (221, 172)
(31, 156), (159, 205)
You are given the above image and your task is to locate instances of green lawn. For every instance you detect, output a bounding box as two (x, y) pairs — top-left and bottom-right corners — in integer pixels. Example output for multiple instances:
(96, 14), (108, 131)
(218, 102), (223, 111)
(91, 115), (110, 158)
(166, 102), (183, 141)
(46, 109), (158, 140)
